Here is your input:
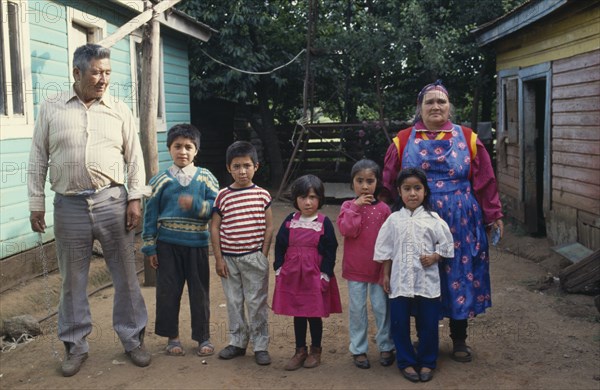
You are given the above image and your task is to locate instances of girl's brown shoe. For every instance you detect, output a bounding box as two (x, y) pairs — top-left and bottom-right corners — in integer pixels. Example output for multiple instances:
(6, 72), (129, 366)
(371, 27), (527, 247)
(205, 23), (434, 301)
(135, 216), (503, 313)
(303, 346), (322, 368)
(284, 347), (308, 371)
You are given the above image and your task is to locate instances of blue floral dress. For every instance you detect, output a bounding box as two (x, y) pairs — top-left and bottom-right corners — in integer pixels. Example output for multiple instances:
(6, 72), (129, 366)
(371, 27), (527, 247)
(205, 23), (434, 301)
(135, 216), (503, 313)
(402, 125), (491, 319)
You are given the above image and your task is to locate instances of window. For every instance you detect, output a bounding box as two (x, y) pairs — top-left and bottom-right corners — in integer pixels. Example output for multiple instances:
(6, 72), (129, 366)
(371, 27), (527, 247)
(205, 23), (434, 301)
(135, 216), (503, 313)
(67, 7), (106, 84)
(497, 71), (519, 169)
(72, 22), (90, 47)
(0, 0), (33, 138)
(1, 0), (23, 116)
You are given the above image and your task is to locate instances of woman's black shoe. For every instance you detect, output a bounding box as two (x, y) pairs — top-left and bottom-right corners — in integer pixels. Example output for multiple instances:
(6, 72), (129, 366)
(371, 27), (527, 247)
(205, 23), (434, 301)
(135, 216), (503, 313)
(419, 368), (434, 382)
(379, 350), (395, 366)
(352, 353), (370, 369)
(400, 367), (420, 382)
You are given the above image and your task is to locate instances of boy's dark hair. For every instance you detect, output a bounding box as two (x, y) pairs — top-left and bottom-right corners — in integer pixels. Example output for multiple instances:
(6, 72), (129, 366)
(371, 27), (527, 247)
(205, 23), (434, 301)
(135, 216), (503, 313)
(226, 141), (258, 166)
(290, 174), (325, 210)
(393, 167), (433, 212)
(350, 159), (383, 198)
(167, 123), (201, 149)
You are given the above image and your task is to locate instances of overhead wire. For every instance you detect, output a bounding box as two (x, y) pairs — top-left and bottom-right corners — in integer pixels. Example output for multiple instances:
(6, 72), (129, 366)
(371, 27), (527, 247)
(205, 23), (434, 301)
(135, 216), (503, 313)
(198, 48), (306, 75)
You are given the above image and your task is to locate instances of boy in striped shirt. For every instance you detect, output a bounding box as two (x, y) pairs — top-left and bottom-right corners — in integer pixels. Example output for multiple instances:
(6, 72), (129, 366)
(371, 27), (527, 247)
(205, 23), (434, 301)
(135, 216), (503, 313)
(210, 141), (274, 365)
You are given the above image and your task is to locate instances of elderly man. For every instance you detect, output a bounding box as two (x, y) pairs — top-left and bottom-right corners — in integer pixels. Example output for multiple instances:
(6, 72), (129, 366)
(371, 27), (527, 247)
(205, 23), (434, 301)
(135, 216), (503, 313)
(28, 43), (151, 376)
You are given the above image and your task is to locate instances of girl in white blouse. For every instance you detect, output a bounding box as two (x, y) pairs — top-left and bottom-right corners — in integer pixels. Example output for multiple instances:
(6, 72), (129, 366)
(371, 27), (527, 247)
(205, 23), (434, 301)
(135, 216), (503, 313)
(374, 168), (454, 383)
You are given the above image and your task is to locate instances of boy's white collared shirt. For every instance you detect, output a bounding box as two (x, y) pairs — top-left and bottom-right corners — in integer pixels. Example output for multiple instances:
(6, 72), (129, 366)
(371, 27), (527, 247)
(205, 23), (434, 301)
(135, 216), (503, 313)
(374, 206), (454, 299)
(169, 163), (196, 186)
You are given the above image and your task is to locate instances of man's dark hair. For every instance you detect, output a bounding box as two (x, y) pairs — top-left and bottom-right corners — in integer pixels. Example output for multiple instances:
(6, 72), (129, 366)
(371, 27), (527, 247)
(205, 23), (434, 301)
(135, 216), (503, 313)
(73, 44), (110, 73)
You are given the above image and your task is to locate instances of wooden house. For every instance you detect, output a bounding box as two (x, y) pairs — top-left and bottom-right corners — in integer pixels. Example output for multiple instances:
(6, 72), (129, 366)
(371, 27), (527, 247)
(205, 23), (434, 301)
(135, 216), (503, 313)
(473, 0), (600, 250)
(0, 0), (214, 289)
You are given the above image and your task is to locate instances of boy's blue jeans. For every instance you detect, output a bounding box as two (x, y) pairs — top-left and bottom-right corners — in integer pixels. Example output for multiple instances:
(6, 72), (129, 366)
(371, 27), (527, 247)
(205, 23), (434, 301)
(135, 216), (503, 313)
(347, 281), (394, 355)
(390, 295), (440, 369)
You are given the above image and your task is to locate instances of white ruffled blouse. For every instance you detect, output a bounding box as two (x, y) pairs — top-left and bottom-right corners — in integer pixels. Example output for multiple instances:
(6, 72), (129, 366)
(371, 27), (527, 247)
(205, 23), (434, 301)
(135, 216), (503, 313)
(374, 206), (454, 299)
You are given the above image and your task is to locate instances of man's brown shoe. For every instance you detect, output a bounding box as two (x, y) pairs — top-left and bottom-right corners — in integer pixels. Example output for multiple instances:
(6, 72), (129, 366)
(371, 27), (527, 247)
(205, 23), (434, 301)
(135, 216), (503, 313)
(126, 344), (151, 367)
(61, 352), (88, 377)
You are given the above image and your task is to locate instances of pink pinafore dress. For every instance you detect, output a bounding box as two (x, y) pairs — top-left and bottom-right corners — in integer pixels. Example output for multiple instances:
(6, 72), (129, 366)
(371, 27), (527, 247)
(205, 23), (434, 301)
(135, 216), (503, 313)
(272, 212), (342, 317)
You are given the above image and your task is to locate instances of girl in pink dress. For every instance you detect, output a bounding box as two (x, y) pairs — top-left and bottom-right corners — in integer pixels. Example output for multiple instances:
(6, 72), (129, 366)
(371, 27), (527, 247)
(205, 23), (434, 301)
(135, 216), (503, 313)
(273, 174), (342, 371)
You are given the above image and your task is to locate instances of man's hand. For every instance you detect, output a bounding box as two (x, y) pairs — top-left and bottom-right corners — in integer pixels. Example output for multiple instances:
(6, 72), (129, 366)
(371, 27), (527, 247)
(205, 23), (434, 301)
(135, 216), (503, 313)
(30, 211), (46, 233)
(126, 199), (141, 231)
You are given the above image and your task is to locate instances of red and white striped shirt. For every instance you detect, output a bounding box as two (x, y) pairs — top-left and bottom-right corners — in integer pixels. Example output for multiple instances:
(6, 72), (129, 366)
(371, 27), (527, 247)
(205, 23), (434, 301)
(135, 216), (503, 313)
(213, 185), (272, 256)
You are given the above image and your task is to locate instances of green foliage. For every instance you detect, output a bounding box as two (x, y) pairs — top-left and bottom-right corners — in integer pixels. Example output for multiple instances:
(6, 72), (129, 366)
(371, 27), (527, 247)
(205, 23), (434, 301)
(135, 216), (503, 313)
(310, 0), (527, 123)
(180, 0), (527, 183)
(180, 0), (306, 112)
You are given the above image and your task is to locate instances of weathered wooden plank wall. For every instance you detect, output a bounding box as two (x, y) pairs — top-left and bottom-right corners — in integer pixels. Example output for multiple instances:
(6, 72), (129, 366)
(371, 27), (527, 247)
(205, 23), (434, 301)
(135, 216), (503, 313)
(495, 2), (599, 70)
(493, 0), (599, 248)
(551, 49), (600, 248)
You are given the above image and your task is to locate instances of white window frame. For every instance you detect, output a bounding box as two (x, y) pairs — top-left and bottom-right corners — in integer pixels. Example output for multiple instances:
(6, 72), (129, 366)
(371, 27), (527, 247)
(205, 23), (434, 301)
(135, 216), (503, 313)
(498, 69), (519, 145)
(66, 6), (106, 84)
(0, 0), (34, 140)
(129, 32), (166, 132)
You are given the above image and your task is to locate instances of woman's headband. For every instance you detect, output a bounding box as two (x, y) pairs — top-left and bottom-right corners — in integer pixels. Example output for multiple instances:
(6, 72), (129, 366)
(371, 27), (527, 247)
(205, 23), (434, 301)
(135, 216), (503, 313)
(417, 79), (449, 105)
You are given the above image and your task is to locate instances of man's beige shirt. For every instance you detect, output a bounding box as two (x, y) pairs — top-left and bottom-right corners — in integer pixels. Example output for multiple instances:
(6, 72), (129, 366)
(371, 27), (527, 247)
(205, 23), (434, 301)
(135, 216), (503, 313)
(28, 86), (148, 211)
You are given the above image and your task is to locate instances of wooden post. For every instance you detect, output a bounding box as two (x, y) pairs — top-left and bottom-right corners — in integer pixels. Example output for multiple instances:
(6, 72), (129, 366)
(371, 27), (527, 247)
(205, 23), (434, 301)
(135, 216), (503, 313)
(97, 0), (182, 48)
(140, 0), (161, 287)
(276, 0), (316, 200)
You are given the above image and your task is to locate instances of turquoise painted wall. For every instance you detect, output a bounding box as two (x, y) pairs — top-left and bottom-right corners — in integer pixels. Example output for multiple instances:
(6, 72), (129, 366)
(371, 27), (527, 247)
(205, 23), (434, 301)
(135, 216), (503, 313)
(0, 139), (54, 258)
(159, 35), (191, 172)
(0, 0), (193, 259)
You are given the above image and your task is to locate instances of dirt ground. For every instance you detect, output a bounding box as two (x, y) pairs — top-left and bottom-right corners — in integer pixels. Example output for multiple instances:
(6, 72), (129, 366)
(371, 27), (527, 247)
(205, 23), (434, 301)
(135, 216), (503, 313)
(1, 200), (599, 389)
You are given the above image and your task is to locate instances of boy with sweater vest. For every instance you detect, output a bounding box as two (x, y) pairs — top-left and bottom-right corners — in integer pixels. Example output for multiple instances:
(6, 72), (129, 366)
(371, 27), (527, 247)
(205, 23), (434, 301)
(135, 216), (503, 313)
(142, 124), (219, 357)
(210, 141), (274, 366)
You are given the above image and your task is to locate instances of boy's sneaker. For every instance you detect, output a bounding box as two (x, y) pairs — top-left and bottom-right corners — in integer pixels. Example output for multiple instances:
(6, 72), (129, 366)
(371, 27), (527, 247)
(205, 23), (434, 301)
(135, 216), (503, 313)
(218, 345), (246, 359)
(254, 351), (271, 365)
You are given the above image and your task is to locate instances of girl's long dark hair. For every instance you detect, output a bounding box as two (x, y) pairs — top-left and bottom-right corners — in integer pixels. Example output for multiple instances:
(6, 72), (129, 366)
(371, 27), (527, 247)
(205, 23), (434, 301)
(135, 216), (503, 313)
(392, 167), (433, 213)
(350, 159), (383, 198)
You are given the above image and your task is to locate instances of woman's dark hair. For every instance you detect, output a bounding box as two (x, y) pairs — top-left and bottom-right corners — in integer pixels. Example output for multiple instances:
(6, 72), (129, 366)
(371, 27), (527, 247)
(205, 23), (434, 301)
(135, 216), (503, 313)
(350, 159), (383, 198)
(167, 123), (201, 150)
(290, 174), (325, 210)
(225, 141), (258, 166)
(393, 167), (433, 212)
